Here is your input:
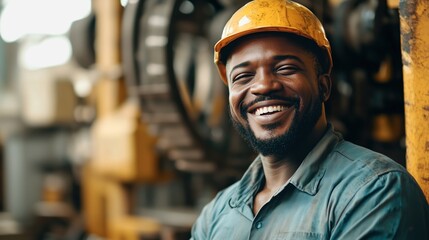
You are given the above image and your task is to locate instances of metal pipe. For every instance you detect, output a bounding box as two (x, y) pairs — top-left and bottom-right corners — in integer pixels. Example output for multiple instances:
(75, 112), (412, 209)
(399, 0), (429, 201)
(94, 0), (125, 118)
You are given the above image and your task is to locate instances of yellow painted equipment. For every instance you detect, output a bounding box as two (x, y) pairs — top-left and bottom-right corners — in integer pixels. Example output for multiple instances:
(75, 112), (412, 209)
(91, 99), (172, 182)
(93, 0), (126, 117)
(82, 0), (172, 238)
(399, 0), (429, 201)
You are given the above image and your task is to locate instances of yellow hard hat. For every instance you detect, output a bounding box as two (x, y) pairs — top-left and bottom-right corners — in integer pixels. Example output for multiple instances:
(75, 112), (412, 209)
(214, 0), (333, 84)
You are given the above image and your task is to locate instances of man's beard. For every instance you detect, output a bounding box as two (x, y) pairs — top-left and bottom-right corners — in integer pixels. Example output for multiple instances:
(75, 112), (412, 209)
(231, 95), (323, 157)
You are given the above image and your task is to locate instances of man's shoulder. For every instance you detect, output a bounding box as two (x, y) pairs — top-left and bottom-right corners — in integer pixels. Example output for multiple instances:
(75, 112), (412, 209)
(325, 140), (428, 225)
(332, 139), (407, 176)
(321, 138), (418, 199)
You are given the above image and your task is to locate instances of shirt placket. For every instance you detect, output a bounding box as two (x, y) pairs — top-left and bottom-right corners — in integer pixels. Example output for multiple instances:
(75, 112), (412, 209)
(247, 181), (290, 239)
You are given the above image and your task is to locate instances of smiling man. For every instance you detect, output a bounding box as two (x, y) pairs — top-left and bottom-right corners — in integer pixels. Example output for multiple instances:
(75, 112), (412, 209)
(191, 0), (429, 239)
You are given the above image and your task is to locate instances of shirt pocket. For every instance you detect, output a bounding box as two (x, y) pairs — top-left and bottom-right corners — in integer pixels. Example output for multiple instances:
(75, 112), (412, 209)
(275, 232), (325, 240)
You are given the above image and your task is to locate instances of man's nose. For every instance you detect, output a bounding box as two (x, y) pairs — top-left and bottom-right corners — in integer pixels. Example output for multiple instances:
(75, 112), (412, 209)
(250, 71), (282, 95)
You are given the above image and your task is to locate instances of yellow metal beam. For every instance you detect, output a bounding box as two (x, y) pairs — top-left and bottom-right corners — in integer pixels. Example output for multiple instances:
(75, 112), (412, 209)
(93, 0), (126, 117)
(399, 0), (429, 201)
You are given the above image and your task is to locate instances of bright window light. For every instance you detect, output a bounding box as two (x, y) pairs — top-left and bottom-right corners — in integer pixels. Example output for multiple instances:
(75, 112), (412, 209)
(121, 0), (129, 7)
(19, 36), (72, 69)
(0, 0), (91, 42)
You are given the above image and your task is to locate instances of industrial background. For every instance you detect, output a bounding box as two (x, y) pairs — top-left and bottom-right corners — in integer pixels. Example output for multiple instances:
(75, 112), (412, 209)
(0, 0), (427, 239)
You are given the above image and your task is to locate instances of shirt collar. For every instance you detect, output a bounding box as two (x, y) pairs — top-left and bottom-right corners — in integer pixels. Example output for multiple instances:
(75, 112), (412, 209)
(229, 156), (265, 208)
(229, 124), (342, 207)
(289, 124), (342, 195)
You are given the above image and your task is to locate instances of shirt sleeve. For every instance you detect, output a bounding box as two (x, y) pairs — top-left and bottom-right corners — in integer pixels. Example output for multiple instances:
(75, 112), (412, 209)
(330, 171), (429, 239)
(190, 200), (213, 240)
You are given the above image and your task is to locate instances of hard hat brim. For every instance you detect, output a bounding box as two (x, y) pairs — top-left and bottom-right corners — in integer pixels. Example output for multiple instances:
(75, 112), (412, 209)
(214, 26), (331, 65)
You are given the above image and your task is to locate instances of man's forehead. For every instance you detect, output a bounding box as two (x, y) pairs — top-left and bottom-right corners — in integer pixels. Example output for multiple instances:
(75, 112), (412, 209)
(226, 36), (310, 66)
(224, 32), (312, 62)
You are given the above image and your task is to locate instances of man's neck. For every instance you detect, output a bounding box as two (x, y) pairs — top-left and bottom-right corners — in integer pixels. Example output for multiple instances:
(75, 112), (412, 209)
(260, 121), (329, 193)
(260, 156), (300, 193)
(252, 115), (329, 215)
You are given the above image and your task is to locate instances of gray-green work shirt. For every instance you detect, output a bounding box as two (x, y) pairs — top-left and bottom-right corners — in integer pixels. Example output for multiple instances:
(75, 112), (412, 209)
(191, 126), (429, 239)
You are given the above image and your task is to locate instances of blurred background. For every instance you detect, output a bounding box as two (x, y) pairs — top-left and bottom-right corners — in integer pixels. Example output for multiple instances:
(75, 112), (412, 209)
(0, 0), (426, 239)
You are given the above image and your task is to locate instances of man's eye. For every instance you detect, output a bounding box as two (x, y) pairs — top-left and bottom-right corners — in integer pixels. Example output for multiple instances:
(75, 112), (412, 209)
(233, 73), (253, 83)
(277, 66), (298, 75)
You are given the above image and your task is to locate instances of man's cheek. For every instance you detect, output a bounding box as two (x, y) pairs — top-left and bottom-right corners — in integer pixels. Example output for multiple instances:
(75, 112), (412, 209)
(229, 107), (246, 125)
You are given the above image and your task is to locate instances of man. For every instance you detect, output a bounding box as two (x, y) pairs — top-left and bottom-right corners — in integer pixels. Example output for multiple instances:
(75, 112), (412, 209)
(191, 0), (429, 239)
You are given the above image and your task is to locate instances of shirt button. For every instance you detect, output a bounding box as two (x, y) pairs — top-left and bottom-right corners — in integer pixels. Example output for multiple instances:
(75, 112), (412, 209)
(256, 221), (262, 229)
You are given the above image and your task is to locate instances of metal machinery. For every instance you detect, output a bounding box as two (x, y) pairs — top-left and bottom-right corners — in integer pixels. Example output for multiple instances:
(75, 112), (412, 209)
(122, 0), (253, 175)
(63, 0), (426, 239)
(122, 0), (407, 182)
(329, 0), (406, 164)
(399, 0), (429, 201)
(1, 0), (426, 239)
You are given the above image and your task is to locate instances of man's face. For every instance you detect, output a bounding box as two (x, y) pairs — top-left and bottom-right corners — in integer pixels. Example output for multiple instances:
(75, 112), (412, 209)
(225, 33), (327, 157)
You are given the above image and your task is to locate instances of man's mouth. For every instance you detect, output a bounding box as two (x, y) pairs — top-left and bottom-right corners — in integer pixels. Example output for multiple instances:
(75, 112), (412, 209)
(255, 105), (287, 116)
(240, 96), (299, 120)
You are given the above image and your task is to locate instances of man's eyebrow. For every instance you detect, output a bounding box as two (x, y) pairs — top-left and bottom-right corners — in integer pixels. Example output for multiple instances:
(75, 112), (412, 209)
(229, 61), (250, 79)
(273, 55), (305, 64)
(231, 61), (250, 72)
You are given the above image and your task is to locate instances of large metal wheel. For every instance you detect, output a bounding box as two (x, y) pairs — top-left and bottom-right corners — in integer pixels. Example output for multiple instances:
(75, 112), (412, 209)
(122, 0), (253, 174)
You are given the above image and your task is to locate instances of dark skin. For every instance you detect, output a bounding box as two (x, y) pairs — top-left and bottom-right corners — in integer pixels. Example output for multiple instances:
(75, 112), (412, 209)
(224, 33), (332, 215)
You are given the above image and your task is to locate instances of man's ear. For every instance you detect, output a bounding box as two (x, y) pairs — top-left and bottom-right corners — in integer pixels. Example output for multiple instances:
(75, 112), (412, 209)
(318, 74), (332, 102)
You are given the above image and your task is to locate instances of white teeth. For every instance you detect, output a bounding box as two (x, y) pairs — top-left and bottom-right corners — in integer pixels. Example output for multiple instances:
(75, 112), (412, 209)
(255, 105), (286, 116)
